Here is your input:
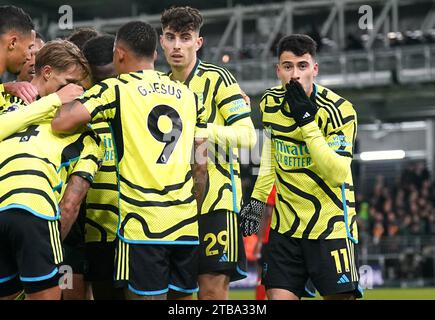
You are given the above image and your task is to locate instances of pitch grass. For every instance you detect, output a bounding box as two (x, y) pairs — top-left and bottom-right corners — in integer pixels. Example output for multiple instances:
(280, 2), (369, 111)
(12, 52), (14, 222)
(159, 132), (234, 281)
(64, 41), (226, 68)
(228, 287), (435, 300)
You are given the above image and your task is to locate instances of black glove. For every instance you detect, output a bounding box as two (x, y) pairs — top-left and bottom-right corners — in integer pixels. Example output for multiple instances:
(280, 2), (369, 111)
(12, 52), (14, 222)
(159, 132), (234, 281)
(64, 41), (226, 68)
(239, 198), (265, 237)
(285, 80), (318, 126)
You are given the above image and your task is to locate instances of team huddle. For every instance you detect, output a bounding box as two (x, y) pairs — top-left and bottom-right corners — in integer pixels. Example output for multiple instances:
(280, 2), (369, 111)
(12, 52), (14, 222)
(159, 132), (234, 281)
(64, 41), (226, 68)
(0, 5), (361, 300)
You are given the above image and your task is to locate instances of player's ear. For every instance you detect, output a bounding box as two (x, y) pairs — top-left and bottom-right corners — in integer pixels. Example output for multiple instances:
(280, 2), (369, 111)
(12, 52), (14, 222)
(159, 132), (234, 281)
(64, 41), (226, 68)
(7, 34), (18, 51)
(153, 50), (157, 62)
(114, 46), (125, 63)
(313, 62), (319, 77)
(42, 65), (53, 81)
(196, 36), (203, 51)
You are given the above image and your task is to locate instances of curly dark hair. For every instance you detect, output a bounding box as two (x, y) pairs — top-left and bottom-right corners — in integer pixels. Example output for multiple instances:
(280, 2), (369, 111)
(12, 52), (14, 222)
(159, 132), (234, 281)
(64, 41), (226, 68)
(161, 6), (203, 33)
(277, 34), (317, 58)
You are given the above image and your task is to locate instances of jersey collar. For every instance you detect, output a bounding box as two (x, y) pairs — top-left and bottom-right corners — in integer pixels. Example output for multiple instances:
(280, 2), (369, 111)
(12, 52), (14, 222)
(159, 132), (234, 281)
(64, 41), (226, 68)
(310, 83), (318, 103)
(184, 58), (201, 86)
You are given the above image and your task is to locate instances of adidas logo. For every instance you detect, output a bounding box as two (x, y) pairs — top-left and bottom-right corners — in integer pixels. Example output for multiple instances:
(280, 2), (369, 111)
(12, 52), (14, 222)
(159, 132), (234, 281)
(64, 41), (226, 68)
(302, 112), (311, 119)
(219, 253), (228, 262)
(337, 274), (350, 284)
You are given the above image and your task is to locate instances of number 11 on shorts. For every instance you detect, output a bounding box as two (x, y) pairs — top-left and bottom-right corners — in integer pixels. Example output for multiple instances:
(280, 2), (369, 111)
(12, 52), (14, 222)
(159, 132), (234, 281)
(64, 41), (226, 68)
(330, 248), (350, 274)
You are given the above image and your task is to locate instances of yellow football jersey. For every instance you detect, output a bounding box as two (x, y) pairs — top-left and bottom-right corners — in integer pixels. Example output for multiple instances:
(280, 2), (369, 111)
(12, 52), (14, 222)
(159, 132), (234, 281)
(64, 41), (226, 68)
(0, 98), (104, 220)
(0, 93), (23, 113)
(80, 70), (207, 244)
(0, 93), (62, 142)
(168, 59), (252, 214)
(253, 84), (358, 241)
(85, 121), (118, 243)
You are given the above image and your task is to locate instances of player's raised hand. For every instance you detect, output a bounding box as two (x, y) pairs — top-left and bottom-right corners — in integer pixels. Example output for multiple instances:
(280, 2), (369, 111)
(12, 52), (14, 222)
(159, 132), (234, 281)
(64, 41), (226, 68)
(3, 81), (38, 105)
(55, 83), (84, 104)
(284, 80), (318, 127)
(239, 198), (265, 236)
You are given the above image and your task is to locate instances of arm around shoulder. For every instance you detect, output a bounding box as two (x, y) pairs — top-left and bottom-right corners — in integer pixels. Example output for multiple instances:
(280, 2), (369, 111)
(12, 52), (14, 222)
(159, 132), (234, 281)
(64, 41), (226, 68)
(0, 93), (61, 141)
(51, 100), (91, 134)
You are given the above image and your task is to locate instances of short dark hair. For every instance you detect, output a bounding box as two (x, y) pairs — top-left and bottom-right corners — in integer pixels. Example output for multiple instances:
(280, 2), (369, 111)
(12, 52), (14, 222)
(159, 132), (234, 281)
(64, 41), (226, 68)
(0, 5), (34, 35)
(116, 21), (157, 58)
(161, 6), (203, 33)
(67, 27), (99, 50)
(83, 34), (115, 67)
(277, 34), (317, 58)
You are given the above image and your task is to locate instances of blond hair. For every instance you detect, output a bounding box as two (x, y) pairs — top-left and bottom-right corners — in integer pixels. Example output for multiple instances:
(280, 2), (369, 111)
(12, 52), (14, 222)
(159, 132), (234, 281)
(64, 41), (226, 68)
(35, 39), (91, 81)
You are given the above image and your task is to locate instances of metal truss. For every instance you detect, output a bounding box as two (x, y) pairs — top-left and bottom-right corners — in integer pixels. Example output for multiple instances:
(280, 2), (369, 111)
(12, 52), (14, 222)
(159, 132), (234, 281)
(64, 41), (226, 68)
(47, 0), (435, 93)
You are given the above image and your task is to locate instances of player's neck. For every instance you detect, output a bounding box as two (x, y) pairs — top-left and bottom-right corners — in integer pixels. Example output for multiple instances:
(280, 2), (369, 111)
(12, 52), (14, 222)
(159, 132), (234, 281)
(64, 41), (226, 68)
(170, 58), (197, 82)
(307, 88), (313, 97)
(307, 83), (316, 99)
(121, 59), (154, 74)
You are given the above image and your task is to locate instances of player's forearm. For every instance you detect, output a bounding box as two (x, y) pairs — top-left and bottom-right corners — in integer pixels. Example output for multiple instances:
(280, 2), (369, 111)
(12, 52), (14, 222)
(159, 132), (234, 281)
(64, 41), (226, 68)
(251, 133), (275, 202)
(0, 93), (61, 141)
(51, 100), (91, 134)
(207, 118), (257, 149)
(60, 175), (91, 240)
(192, 138), (208, 213)
(300, 121), (352, 187)
(192, 164), (207, 213)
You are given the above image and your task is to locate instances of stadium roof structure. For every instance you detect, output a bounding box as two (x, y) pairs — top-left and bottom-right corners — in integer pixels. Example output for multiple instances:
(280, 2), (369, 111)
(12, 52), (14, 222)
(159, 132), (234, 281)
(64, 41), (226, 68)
(5, 0), (435, 115)
(1, 0), (287, 21)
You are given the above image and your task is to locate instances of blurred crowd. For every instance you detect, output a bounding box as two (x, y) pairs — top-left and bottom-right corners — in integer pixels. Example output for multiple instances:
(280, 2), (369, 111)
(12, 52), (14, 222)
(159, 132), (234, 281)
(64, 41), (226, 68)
(357, 162), (435, 244)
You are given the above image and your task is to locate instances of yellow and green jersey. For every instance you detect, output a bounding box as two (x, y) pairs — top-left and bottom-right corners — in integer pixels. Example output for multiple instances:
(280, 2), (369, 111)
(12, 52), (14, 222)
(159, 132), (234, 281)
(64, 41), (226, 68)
(0, 92), (62, 142)
(0, 97), (104, 221)
(80, 70), (207, 244)
(252, 84), (358, 241)
(169, 59), (252, 215)
(0, 94), (25, 114)
(85, 121), (118, 243)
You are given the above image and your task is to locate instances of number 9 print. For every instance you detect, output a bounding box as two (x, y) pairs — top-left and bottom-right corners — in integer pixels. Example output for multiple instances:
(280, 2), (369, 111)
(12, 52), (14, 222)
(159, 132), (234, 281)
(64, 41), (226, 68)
(147, 105), (183, 164)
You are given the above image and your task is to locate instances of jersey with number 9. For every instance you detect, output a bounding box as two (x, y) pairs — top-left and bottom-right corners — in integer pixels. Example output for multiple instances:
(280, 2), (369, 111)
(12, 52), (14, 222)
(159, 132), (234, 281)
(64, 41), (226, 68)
(79, 70), (207, 244)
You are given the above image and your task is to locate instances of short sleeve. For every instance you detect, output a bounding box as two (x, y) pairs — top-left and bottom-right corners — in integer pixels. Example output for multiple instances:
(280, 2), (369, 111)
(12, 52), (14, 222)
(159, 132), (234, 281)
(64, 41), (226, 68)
(78, 79), (119, 123)
(214, 71), (251, 125)
(70, 131), (104, 183)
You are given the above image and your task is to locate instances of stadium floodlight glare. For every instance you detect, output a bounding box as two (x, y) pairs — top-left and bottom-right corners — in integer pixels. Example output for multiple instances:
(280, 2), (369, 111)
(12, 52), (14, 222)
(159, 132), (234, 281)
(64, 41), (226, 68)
(360, 150), (406, 161)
